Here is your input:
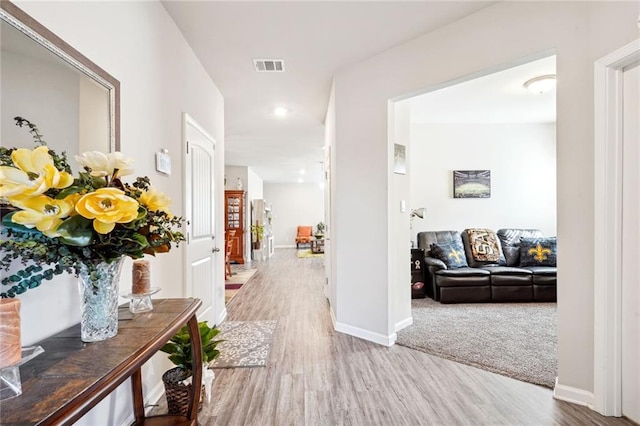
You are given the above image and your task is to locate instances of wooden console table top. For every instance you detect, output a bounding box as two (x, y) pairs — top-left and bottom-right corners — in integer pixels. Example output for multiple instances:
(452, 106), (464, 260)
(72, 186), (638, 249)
(1, 298), (203, 426)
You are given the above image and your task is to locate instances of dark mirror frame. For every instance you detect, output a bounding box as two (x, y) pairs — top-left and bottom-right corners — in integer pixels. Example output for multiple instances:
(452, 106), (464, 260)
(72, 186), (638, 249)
(1, 0), (120, 151)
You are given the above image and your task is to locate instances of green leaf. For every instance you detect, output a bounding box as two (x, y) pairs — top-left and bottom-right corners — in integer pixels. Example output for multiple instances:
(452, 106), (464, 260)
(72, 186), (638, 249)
(55, 185), (83, 199)
(57, 216), (94, 246)
(1, 212), (39, 234)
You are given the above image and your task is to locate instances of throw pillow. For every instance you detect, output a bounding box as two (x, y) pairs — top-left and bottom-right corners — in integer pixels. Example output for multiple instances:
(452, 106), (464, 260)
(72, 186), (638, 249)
(466, 228), (501, 262)
(519, 237), (557, 267)
(430, 241), (468, 269)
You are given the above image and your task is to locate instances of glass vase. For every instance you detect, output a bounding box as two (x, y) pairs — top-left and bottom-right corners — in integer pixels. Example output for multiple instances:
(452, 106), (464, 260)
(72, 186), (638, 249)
(77, 257), (125, 342)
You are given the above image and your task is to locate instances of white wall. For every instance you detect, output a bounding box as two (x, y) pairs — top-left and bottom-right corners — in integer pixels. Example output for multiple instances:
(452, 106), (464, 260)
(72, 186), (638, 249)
(330, 0), (639, 402)
(390, 101), (412, 335)
(263, 183), (324, 248)
(410, 122), (557, 240)
(12, 1), (225, 424)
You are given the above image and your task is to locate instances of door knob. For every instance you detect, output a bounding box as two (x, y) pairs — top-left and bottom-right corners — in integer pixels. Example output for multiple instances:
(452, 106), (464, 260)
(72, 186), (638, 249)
(212, 247), (221, 253)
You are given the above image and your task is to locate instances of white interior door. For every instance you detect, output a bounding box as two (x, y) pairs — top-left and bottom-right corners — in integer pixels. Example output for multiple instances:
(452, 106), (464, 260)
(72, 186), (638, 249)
(184, 114), (217, 324)
(621, 62), (640, 424)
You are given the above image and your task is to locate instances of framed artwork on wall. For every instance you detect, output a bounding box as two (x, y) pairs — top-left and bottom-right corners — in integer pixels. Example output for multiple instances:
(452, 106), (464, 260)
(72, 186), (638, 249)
(453, 170), (491, 198)
(393, 143), (406, 174)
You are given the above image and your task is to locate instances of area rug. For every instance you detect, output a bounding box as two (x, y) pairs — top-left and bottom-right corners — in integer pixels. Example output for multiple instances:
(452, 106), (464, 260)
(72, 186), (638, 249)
(396, 298), (557, 388)
(209, 320), (277, 368)
(224, 268), (257, 304)
(296, 249), (323, 258)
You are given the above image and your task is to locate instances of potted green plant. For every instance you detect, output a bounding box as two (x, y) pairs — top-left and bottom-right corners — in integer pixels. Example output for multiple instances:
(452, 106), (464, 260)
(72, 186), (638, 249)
(160, 321), (223, 415)
(315, 221), (325, 239)
(250, 223), (265, 249)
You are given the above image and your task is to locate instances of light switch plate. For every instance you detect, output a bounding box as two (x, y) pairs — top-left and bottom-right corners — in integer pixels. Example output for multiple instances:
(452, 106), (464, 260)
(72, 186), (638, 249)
(400, 200), (406, 212)
(156, 151), (171, 175)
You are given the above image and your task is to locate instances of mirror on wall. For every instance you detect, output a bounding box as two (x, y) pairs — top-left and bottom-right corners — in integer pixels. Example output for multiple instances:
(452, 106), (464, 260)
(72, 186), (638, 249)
(1, 1), (120, 172)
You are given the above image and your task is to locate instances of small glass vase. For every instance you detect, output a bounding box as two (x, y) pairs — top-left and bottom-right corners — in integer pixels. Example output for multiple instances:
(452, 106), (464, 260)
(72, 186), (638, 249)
(77, 257), (125, 343)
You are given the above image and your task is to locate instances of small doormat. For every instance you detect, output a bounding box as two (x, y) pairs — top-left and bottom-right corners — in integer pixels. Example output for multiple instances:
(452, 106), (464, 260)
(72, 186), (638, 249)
(224, 268), (257, 304)
(209, 320), (277, 368)
(296, 249), (323, 258)
(225, 283), (243, 290)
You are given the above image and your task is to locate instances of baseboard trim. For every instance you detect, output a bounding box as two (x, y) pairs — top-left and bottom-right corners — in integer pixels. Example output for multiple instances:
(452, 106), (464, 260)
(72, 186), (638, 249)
(330, 306), (337, 329)
(334, 321), (395, 346)
(553, 378), (594, 408)
(146, 380), (166, 411)
(395, 316), (413, 332)
(119, 380), (165, 426)
(217, 307), (228, 325)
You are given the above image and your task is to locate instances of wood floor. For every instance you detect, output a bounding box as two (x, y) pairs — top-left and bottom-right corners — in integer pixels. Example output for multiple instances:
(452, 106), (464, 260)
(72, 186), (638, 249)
(203, 248), (635, 425)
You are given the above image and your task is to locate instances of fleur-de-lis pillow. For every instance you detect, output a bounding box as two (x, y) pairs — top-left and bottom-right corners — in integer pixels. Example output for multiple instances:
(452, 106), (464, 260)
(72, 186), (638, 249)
(518, 237), (557, 267)
(430, 241), (468, 269)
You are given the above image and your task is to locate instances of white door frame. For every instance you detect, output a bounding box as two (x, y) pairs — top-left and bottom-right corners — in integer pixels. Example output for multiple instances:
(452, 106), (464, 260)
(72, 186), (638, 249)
(593, 38), (640, 416)
(182, 112), (219, 323)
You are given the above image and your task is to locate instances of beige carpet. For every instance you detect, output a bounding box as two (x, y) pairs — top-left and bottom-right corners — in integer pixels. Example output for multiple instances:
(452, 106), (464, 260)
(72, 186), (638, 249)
(396, 297), (557, 388)
(224, 268), (257, 304)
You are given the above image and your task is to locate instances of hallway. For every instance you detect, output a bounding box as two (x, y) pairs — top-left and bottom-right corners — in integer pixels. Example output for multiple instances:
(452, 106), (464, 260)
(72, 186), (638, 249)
(206, 248), (633, 425)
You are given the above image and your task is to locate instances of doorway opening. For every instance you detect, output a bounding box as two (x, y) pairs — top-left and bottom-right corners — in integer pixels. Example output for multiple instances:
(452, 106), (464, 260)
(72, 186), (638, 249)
(395, 54), (559, 389)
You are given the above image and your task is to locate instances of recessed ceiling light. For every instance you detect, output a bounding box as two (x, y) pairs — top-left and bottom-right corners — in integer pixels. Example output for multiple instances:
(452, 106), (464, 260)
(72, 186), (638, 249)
(297, 178), (303, 183)
(274, 107), (288, 117)
(523, 74), (556, 94)
(300, 169), (306, 175)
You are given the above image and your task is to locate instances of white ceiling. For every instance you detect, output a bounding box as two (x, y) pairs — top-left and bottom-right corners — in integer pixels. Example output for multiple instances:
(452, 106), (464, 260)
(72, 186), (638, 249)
(162, 1), (497, 183)
(410, 55), (557, 124)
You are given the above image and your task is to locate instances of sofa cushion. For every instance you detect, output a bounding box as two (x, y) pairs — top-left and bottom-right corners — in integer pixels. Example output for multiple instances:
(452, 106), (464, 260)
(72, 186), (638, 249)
(497, 229), (545, 266)
(522, 266), (557, 285)
(430, 241), (468, 268)
(519, 237), (557, 267)
(435, 267), (490, 277)
(481, 266), (533, 275)
(417, 230), (461, 256)
(502, 246), (520, 266)
(522, 266), (557, 275)
(461, 228), (506, 267)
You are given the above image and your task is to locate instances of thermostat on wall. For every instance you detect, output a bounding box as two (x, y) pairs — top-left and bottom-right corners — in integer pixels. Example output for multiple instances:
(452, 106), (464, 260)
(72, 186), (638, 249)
(156, 149), (171, 175)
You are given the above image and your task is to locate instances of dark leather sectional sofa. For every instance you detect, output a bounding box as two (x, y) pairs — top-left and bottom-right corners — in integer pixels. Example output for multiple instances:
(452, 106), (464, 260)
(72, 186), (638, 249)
(417, 228), (557, 304)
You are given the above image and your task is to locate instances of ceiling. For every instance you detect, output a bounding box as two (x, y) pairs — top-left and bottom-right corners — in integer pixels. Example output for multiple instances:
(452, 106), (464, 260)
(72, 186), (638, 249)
(410, 55), (556, 124)
(162, 1), (499, 183)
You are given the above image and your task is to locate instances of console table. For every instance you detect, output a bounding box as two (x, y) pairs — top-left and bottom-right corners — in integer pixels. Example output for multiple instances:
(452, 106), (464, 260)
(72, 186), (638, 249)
(1, 298), (203, 426)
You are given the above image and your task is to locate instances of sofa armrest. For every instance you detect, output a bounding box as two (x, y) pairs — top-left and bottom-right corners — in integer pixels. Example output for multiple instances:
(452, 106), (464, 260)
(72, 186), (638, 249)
(424, 257), (447, 270)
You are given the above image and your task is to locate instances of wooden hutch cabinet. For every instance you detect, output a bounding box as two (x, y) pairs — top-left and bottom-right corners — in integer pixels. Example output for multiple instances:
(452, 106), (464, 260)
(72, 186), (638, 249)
(225, 190), (245, 264)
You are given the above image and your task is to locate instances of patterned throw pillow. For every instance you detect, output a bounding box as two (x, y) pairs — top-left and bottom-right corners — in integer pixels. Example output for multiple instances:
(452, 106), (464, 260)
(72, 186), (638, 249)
(430, 241), (468, 269)
(519, 237), (557, 267)
(467, 228), (501, 262)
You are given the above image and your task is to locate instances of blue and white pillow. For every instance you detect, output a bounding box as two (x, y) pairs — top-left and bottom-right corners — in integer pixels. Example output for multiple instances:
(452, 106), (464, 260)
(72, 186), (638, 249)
(430, 241), (468, 268)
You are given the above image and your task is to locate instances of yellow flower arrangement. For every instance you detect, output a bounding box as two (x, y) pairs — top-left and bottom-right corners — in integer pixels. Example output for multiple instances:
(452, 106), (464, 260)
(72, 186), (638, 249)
(0, 117), (184, 298)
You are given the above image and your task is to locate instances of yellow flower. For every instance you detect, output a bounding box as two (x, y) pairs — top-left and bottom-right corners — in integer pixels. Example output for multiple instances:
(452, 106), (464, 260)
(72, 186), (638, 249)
(0, 146), (74, 197)
(139, 186), (172, 213)
(75, 151), (135, 179)
(10, 194), (74, 237)
(75, 188), (139, 234)
(63, 193), (83, 216)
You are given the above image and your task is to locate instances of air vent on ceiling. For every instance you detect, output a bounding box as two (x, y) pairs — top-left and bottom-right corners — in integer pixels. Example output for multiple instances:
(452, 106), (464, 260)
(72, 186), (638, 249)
(253, 59), (285, 72)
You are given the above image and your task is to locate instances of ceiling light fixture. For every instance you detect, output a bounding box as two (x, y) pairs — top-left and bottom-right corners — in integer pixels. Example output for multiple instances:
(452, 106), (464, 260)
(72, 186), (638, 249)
(523, 74), (556, 94)
(274, 107), (288, 117)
